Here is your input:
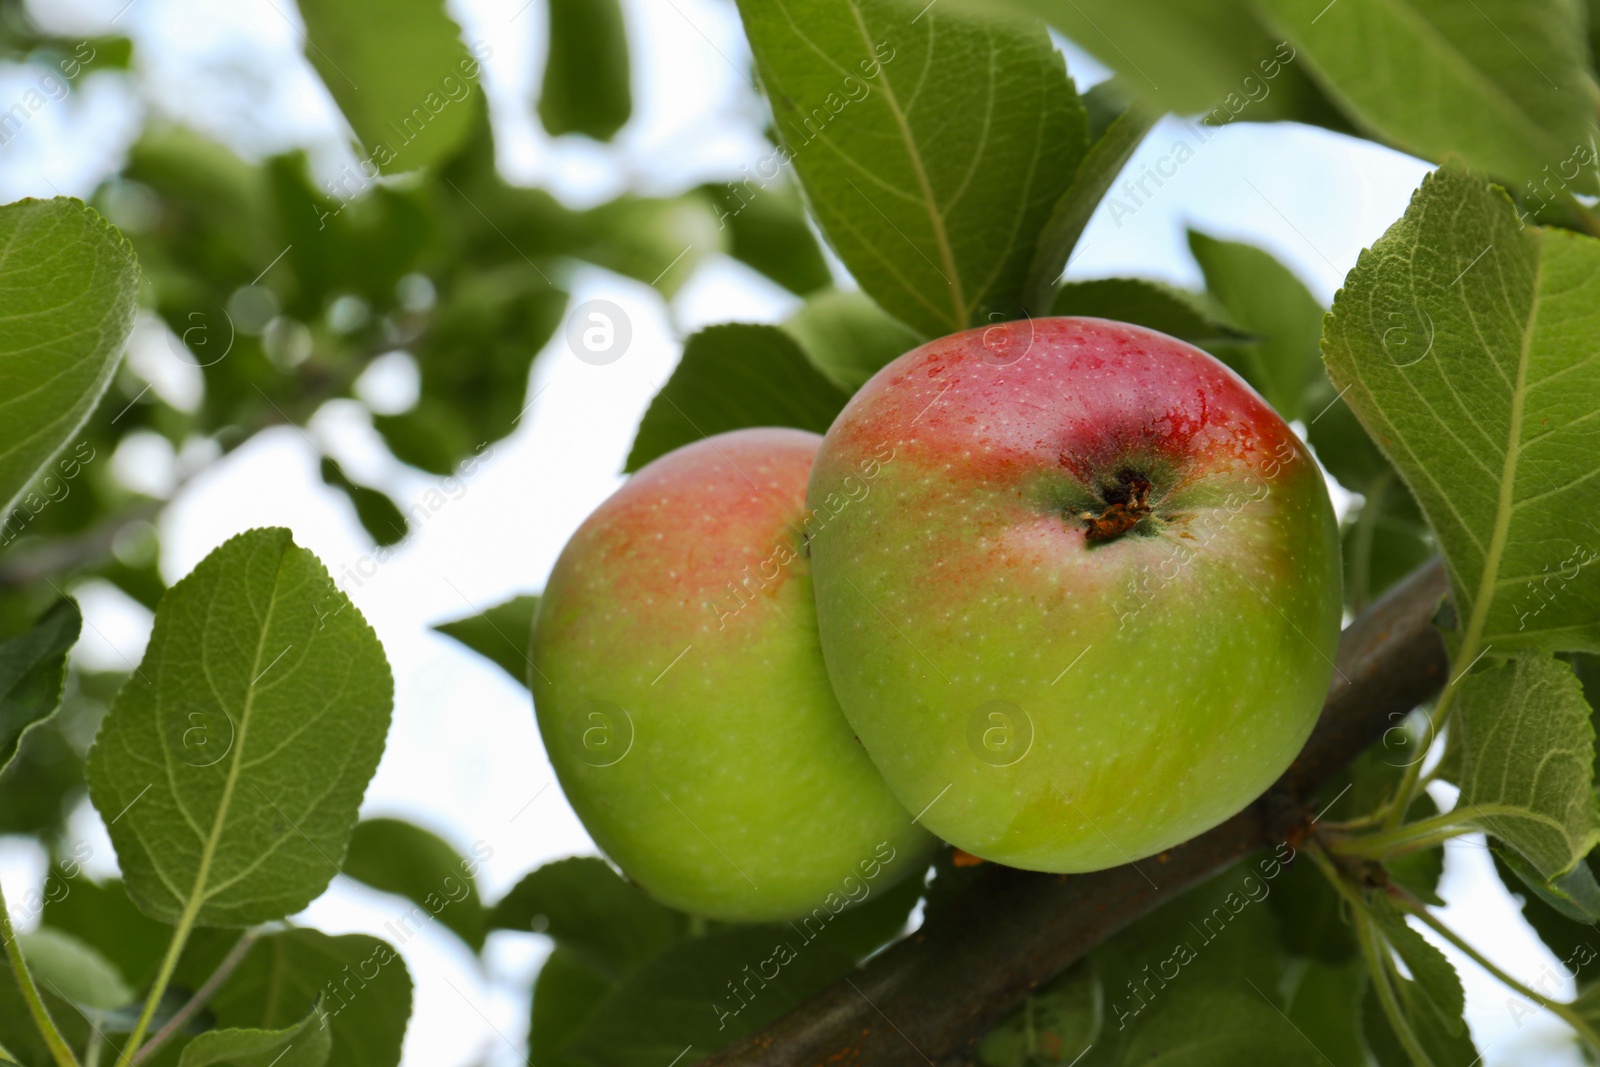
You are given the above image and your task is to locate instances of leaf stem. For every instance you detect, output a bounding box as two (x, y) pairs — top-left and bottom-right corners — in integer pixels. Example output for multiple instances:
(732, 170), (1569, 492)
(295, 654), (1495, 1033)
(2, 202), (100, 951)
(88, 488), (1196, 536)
(1328, 811), (1477, 861)
(1394, 890), (1600, 1051)
(130, 930), (258, 1065)
(114, 897), (203, 1067)
(1381, 682), (1458, 831)
(1355, 909), (1437, 1067)
(0, 880), (79, 1067)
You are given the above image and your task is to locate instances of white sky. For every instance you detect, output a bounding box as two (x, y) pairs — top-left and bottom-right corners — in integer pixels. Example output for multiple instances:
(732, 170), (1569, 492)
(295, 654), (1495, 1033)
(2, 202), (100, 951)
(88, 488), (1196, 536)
(0, 0), (1586, 1063)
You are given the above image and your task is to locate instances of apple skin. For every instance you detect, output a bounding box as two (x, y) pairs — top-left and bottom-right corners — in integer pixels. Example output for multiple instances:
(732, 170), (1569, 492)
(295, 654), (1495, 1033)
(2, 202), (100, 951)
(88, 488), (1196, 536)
(531, 428), (935, 921)
(806, 317), (1341, 873)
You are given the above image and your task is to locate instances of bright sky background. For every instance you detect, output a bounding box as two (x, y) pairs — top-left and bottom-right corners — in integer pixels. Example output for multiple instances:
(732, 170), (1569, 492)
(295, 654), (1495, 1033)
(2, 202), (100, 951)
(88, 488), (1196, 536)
(0, 0), (1587, 1063)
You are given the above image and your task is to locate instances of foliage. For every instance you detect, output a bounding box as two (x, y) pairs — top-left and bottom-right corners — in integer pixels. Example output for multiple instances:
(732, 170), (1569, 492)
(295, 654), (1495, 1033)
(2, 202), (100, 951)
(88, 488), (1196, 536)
(0, 0), (1597, 1062)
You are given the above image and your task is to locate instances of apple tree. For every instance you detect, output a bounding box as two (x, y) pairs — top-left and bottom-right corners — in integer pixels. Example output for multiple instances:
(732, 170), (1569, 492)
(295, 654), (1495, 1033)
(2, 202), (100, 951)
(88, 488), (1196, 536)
(0, 0), (1598, 1064)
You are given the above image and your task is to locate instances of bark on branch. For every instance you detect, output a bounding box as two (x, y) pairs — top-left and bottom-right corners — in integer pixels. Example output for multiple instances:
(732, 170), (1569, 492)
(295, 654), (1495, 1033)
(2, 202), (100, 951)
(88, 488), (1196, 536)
(707, 558), (1452, 1067)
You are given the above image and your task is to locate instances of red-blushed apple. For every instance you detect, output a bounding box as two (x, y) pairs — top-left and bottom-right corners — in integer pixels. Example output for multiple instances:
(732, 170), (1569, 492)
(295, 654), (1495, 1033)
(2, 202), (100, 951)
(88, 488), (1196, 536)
(531, 428), (935, 921)
(806, 317), (1341, 873)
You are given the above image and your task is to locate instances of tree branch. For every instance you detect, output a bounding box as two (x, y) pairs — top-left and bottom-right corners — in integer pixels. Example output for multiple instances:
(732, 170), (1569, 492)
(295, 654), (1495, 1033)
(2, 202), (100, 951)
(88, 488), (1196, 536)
(706, 557), (1452, 1066)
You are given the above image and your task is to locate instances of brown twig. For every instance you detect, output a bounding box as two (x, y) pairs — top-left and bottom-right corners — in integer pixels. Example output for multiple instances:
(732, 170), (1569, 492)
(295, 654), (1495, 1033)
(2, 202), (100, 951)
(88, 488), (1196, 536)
(705, 558), (1452, 1066)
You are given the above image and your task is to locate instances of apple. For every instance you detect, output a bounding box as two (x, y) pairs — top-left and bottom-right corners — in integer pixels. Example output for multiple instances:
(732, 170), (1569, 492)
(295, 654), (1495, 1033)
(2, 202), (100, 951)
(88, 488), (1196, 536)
(806, 317), (1341, 873)
(531, 428), (935, 921)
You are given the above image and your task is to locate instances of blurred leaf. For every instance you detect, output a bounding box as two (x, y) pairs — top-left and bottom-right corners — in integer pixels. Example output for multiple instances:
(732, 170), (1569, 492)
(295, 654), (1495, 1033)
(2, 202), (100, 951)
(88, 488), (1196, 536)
(1452, 653), (1600, 879)
(344, 817), (485, 950)
(1265, 847), (1356, 965)
(0, 198), (139, 519)
(1284, 960), (1367, 1067)
(1090, 858), (1290, 1058)
(267, 152), (434, 317)
(1494, 847), (1600, 924)
(994, 0), (1347, 125)
(1189, 230), (1324, 421)
(976, 961), (1098, 1066)
(431, 594), (539, 687)
(1120, 985), (1321, 1064)
(376, 265), (565, 474)
(17, 927), (132, 1011)
(1050, 277), (1247, 346)
(320, 458), (408, 547)
(1262, 0), (1598, 195)
(540, 0), (632, 141)
(1025, 101), (1157, 309)
(488, 857), (689, 982)
(561, 926), (854, 1067)
(625, 324), (847, 472)
(176, 929), (410, 1067)
(1323, 163), (1600, 657)
(177, 1004), (331, 1067)
(1341, 472), (1432, 615)
(0, 719), (83, 837)
(297, 0), (480, 174)
(529, 947), (612, 1067)
(0, 599), (79, 775)
(701, 181), (832, 296)
(737, 0), (1089, 335)
(86, 528), (394, 926)
(805, 865), (924, 961)
(780, 289), (921, 393)
(576, 195), (723, 297)
(42, 874), (170, 992)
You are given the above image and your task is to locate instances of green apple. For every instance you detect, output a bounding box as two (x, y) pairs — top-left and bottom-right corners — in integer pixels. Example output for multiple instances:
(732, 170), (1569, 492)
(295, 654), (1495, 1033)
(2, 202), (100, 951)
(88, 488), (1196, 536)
(806, 317), (1341, 872)
(531, 428), (934, 921)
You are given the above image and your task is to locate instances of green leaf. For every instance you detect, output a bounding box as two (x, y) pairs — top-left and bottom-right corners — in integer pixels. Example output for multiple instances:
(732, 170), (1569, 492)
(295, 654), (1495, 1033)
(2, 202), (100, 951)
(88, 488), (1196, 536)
(576, 195), (724, 297)
(1494, 846), (1600, 924)
(1118, 984), (1320, 1064)
(624, 324), (848, 473)
(560, 926), (854, 1067)
(803, 864), (924, 960)
(995, 0), (1341, 124)
(431, 594), (539, 688)
(736, 0), (1089, 334)
(975, 961), (1098, 1066)
(1322, 163), (1600, 658)
(1049, 278), (1247, 346)
(343, 817), (486, 950)
(0, 599), (79, 775)
(319, 459), (408, 548)
(1451, 652), (1600, 878)
(178, 1004), (331, 1067)
(296, 0), (480, 173)
(0, 198), (139, 520)
(1360, 965), (1480, 1067)
(42, 874), (171, 992)
(1341, 472), (1433, 615)
(529, 948), (613, 1067)
(175, 930), (410, 1067)
(1189, 230), (1325, 421)
(1368, 899), (1466, 1034)
(539, 0), (632, 141)
(779, 289), (922, 393)
(1261, 0), (1598, 195)
(1284, 960), (1368, 1067)
(16, 928), (132, 1011)
(86, 527), (394, 926)
(374, 266), (566, 475)
(488, 857), (689, 982)
(1025, 101), (1157, 309)
(702, 181), (833, 296)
